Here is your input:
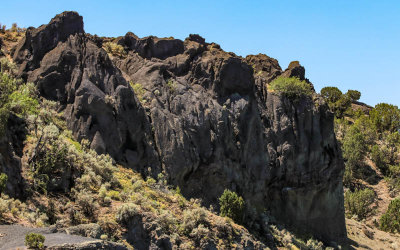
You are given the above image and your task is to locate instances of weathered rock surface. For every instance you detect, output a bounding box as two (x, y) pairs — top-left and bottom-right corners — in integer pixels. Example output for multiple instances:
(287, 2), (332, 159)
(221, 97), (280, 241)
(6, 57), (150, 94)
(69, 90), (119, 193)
(0, 114), (26, 198)
(12, 11), (346, 244)
(114, 33), (346, 242)
(13, 11), (160, 176)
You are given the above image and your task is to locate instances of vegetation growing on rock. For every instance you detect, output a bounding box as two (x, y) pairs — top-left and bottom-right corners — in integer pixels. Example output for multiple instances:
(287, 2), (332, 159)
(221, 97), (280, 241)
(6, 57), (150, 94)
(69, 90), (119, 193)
(268, 76), (313, 100)
(219, 189), (245, 224)
(103, 42), (127, 58)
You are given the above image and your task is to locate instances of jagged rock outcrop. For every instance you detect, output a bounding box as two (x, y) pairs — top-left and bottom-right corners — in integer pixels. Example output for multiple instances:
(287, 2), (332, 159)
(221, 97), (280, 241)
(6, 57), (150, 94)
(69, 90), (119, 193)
(116, 32), (185, 60)
(114, 34), (345, 242)
(12, 11), (346, 244)
(13, 11), (160, 176)
(0, 114), (26, 198)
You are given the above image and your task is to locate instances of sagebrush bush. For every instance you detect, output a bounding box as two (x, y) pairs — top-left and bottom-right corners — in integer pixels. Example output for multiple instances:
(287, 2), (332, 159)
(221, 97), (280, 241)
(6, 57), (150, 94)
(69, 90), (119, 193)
(380, 198), (400, 233)
(219, 189), (245, 224)
(268, 76), (313, 101)
(0, 58), (17, 75)
(25, 233), (45, 249)
(157, 210), (177, 233)
(75, 192), (99, 219)
(0, 198), (8, 218)
(344, 188), (375, 220)
(116, 203), (140, 225)
(181, 207), (208, 235)
(189, 224), (210, 245)
(103, 42), (126, 58)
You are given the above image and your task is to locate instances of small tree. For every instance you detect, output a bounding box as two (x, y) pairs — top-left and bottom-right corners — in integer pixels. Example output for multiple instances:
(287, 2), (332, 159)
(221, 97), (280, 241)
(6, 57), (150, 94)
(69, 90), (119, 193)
(320, 86), (343, 103)
(0, 173), (7, 193)
(370, 103), (400, 133)
(344, 188), (375, 220)
(346, 90), (361, 102)
(25, 233), (45, 249)
(342, 125), (367, 179)
(370, 145), (389, 174)
(219, 189), (244, 224)
(320, 86), (354, 118)
(380, 198), (400, 233)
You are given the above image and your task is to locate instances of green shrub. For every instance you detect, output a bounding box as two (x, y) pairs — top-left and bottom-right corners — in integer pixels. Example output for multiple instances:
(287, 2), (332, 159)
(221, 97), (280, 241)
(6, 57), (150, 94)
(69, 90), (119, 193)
(25, 233), (45, 249)
(75, 192), (99, 218)
(0, 197), (8, 218)
(219, 189), (245, 224)
(130, 82), (146, 104)
(167, 79), (176, 93)
(344, 188), (375, 220)
(370, 145), (389, 174)
(370, 103), (400, 133)
(0, 58), (17, 75)
(157, 210), (177, 233)
(103, 42), (126, 58)
(347, 90), (361, 102)
(116, 203), (140, 225)
(181, 207), (208, 235)
(31, 138), (69, 193)
(342, 125), (368, 180)
(8, 82), (39, 116)
(0, 173), (7, 193)
(268, 77), (313, 101)
(320, 86), (358, 118)
(0, 70), (38, 136)
(0, 72), (18, 106)
(380, 198), (400, 233)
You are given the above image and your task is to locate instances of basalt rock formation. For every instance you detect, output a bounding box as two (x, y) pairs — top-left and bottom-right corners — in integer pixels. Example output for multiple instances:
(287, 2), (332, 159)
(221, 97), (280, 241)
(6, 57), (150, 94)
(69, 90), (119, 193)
(0, 114), (26, 198)
(13, 11), (160, 176)
(12, 11), (346, 243)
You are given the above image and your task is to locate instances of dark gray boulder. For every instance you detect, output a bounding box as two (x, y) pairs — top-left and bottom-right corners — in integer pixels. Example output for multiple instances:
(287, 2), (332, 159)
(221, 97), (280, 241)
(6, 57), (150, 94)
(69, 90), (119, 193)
(0, 114), (26, 198)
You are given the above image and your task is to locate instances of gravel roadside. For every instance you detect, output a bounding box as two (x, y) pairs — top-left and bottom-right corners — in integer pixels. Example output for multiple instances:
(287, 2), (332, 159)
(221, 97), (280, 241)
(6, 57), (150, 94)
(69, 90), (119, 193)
(0, 225), (104, 249)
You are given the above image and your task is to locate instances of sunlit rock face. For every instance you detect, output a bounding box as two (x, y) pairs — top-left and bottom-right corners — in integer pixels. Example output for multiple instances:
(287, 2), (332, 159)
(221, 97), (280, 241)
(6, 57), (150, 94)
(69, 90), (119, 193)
(13, 11), (346, 243)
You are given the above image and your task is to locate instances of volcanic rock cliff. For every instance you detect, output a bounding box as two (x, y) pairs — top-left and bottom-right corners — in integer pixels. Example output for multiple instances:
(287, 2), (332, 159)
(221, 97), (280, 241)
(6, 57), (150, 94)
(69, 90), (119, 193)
(12, 11), (346, 243)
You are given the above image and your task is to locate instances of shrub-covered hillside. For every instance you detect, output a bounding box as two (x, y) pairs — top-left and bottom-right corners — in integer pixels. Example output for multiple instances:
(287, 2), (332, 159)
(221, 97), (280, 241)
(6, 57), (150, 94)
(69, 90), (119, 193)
(321, 86), (400, 242)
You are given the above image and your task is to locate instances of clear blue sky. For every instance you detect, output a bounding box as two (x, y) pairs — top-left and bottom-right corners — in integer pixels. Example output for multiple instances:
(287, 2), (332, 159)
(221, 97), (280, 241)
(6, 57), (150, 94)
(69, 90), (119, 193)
(2, 0), (399, 107)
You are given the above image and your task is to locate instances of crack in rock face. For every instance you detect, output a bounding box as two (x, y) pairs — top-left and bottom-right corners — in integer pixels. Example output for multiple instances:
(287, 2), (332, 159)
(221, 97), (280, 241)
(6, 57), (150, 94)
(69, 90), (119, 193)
(12, 11), (346, 243)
